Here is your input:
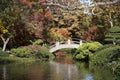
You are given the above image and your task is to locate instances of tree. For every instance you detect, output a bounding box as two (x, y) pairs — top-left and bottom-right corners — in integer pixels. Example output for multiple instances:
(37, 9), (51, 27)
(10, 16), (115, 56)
(22, 0), (54, 43)
(46, 0), (120, 42)
(0, 0), (22, 51)
(105, 26), (120, 45)
(48, 28), (71, 41)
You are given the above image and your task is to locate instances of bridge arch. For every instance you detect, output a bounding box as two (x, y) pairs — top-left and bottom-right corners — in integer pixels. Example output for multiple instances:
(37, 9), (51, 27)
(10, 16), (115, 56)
(49, 39), (86, 53)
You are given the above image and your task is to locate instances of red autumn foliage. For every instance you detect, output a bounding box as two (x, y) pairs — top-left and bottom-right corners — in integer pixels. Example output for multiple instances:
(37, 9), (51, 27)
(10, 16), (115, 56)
(84, 25), (97, 41)
(45, 11), (53, 20)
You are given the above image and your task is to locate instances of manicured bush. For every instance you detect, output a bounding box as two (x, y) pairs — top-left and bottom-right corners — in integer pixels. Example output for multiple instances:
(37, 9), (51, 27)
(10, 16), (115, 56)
(74, 42), (102, 61)
(90, 45), (120, 66)
(105, 26), (120, 45)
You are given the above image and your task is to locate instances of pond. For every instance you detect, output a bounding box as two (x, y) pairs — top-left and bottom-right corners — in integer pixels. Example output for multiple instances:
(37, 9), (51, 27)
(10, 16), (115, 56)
(0, 57), (114, 80)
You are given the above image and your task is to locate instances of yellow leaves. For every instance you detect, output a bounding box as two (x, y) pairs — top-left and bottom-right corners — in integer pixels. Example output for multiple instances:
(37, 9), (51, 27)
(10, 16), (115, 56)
(0, 25), (9, 34)
(0, 20), (8, 34)
(71, 22), (79, 27)
(59, 20), (64, 25)
(110, 9), (115, 13)
(2, 29), (8, 34)
(64, 15), (78, 21)
(54, 18), (59, 21)
(64, 15), (70, 20)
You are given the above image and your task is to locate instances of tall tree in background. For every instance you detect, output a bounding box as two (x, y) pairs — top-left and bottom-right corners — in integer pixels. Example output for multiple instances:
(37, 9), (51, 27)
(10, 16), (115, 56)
(0, 0), (120, 50)
(0, 0), (22, 51)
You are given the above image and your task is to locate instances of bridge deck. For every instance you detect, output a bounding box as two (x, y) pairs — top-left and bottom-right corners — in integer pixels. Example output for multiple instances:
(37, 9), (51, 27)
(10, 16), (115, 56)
(49, 44), (80, 53)
(49, 39), (84, 53)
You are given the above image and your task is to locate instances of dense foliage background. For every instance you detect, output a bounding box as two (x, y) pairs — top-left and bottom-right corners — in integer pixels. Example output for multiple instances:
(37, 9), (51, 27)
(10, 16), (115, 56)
(0, 0), (120, 50)
(0, 0), (120, 79)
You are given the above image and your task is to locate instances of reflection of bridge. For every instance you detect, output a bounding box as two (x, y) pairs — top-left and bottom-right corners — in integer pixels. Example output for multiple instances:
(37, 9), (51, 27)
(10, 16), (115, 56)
(49, 39), (87, 53)
(50, 61), (79, 80)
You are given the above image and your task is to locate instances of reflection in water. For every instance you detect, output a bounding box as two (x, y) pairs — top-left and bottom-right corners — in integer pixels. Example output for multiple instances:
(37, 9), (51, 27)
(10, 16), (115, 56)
(0, 59), (114, 80)
(50, 61), (79, 80)
(3, 66), (7, 80)
(82, 74), (94, 80)
(50, 61), (94, 80)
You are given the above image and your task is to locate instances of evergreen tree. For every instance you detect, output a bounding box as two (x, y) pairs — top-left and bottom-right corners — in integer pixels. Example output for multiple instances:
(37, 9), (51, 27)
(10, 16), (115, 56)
(105, 26), (120, 45)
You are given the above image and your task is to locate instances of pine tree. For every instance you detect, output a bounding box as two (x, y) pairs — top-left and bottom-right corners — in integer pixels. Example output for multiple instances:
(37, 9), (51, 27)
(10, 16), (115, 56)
(105, 26), (120, 45)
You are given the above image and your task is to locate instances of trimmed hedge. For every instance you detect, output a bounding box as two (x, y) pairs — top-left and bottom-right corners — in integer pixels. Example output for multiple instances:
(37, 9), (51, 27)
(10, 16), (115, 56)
(90, 45), (120, 66)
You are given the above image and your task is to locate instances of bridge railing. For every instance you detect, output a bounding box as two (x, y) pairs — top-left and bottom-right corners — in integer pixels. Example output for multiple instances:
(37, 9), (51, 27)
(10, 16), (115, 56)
(49, 39), (84, 49)
(49, 41), (66, 49)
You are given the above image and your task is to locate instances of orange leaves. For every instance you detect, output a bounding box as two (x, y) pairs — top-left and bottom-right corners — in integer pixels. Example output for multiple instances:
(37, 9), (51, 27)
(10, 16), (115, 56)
(19, 0), (46, 8)
(19, 0), (34, 8)
(45, 11), (53, 20)
(26, 1), (34, 8)
(49, 28), (71, 40)
(51, 28), (70, 36)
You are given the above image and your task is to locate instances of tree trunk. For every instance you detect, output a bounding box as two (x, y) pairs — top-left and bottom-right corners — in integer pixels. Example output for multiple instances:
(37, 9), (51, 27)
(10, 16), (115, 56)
(0, 36), (10, 51)
(109, 13), (113, 27)
(110, 20), (113, 27)
(2, 38), (10, 51)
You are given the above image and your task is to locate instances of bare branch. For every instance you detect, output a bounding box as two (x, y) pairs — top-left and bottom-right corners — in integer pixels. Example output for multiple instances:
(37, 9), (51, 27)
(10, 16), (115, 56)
(46, 0), (120, 11)
(0, 35), (5, 43)
(91, 7), (103, 15)
(96, 0), (120, 5)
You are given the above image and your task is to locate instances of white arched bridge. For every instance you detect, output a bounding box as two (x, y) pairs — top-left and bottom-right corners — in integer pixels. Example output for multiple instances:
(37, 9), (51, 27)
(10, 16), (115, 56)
(49, 39), (87, 53)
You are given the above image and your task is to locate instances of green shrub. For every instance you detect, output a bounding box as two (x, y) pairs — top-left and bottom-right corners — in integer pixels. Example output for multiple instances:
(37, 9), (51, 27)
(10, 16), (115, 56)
(10, 45), (54, 60)
(0, 56), (36, 64)
(0, 47), (2, 50)
(90, 45), (120, 66)
(30, 39), (43, 45)
(11, 48), (31, 58)
(0, 49), (9, 57)
(74, 42), (102, 61)
(90, 45), (120, 80)
(114, 63), (120, 80)
(36, 46), (54, 60)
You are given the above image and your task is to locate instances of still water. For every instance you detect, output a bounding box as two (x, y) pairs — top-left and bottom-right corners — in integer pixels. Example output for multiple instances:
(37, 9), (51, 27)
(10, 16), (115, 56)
(0, 58), (114, 80)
